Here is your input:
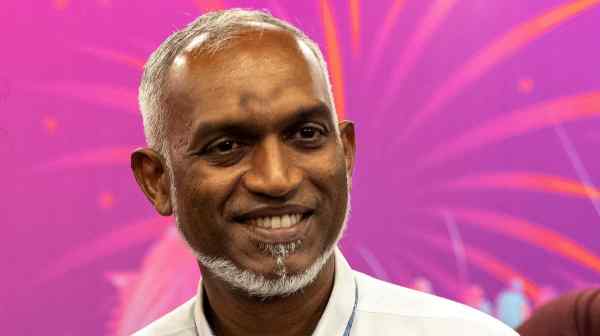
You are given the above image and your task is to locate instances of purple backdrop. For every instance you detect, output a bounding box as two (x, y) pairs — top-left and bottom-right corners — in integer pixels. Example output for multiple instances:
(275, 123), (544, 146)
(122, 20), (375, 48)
(3, 0), (600, 334)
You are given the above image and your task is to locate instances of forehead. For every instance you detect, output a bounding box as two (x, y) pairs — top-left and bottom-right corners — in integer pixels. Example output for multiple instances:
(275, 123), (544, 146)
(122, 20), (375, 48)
(165, 28), (331, 134)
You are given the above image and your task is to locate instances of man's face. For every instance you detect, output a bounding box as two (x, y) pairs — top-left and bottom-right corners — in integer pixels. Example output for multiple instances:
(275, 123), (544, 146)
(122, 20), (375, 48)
(162, 29), (355, 279)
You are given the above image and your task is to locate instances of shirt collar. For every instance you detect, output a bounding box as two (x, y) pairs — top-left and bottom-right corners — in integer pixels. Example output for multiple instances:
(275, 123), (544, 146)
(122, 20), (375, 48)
(193, 246), (357, 336)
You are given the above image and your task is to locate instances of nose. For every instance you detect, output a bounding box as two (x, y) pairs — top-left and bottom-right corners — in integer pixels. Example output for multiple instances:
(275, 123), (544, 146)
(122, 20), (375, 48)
(242, 136), (302, 198)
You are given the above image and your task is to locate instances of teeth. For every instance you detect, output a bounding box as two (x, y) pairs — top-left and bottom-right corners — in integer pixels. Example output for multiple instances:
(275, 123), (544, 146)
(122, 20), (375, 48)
(272, 216), (281, 229)
(250, 213), (304, 229)
(281, 215), (291, 228)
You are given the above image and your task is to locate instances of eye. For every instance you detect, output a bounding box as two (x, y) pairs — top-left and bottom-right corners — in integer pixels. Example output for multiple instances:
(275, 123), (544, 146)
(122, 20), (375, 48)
(299, 126), (318, 139)
(291, 124), (328, 147)
(205, 139), (242, 155)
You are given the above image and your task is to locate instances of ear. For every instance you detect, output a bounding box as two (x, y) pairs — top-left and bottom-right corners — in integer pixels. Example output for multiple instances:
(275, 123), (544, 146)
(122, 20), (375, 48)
(131, 148), (173, 216)
(338, 121), (356, 179)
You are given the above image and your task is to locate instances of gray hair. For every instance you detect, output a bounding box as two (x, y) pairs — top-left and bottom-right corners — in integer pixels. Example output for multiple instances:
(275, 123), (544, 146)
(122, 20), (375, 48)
(139, 8), (336, 156)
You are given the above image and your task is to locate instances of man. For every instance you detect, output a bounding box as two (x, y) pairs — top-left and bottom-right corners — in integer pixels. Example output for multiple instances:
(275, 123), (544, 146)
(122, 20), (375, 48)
(131, 9), (517, 336)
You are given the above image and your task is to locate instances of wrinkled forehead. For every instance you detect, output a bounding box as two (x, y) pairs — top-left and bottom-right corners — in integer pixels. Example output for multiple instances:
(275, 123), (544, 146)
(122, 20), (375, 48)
(163, 27), (333, 132)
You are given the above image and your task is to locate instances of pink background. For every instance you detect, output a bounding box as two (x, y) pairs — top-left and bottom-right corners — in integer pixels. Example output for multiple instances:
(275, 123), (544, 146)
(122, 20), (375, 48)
(2, 0), (600, 334)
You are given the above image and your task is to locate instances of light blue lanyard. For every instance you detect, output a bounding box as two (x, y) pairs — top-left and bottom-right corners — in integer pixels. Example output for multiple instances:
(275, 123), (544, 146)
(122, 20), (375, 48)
(342, 279), (359, 336)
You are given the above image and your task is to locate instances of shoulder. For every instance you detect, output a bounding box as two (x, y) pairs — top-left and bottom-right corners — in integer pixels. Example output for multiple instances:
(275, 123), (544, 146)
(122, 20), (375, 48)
(353, 271), (518, 336)
(517, 288), (600, 335)
(132, 298), (198, 336)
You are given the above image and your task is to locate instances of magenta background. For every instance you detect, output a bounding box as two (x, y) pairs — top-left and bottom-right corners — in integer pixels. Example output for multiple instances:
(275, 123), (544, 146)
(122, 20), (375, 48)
(2, 0), (600, 334)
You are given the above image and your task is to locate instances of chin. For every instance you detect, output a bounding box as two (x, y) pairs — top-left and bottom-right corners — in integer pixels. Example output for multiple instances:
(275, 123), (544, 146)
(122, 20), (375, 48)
(196, 243), (336, 298)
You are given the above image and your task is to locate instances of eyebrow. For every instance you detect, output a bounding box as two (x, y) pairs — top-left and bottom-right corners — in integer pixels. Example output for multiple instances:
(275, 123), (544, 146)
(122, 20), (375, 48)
(187, 102), (332, 149)
(281, 102), (332, 129)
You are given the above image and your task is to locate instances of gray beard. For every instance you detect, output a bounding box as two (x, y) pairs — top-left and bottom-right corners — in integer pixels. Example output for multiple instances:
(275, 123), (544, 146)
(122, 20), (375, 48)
(181, 204), (349, 298)
(195, 243), (336, 298)
(169, 163), (351, 298)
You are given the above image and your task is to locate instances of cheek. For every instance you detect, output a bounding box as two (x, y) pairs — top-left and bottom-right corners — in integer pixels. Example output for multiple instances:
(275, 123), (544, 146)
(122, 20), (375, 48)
(174, 161), (236, 205)
(172, 163), (239, 254)
(302, 147), (349, 218)
(313, 147), (349, 195)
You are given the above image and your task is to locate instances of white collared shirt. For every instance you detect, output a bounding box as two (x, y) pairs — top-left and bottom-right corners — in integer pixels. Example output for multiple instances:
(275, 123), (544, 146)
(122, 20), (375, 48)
(133, 248), (518, 335)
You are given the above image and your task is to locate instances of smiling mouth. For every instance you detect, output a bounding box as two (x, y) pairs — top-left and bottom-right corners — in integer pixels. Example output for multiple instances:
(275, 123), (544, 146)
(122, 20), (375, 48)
(234, 204), (314, 230)
(237, 210), (314, 243)
(246, 213), (306, 229)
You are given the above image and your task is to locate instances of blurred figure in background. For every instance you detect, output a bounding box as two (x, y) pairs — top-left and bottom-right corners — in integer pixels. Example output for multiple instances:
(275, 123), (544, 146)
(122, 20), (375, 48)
(495, 278), (531, 328)
(461, 284), (493, 315)
(517, 288), (600, 336)
(410, 276), (434, 294)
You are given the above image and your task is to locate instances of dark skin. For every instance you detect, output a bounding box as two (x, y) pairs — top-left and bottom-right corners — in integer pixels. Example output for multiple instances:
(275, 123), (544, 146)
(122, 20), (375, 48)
(131, 28), (356, 336)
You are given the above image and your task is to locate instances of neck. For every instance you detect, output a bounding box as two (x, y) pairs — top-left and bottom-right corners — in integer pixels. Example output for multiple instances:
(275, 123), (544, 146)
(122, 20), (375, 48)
(200, 255), (336, 336)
